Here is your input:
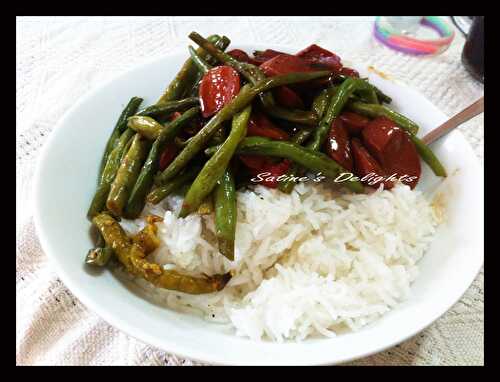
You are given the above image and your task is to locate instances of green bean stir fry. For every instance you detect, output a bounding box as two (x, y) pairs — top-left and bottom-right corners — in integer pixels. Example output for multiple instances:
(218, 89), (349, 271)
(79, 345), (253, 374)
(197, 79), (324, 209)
(86, 32), (446, 294)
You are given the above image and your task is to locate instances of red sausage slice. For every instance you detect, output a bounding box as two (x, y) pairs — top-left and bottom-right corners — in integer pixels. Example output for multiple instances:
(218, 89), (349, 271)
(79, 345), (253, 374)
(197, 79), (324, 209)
(361, 117), (421, 189)
(339, 67), (360, 78)
(339, 112), (370, 135)
(227, 49), (261, 66)
(324, 118), (353, 172)
(239, 155), (268, 170)
(383, 134), (421, 189)
(273, 86), (305, 109)
(240, 154), (291, 189)
(248, 159), (292, 189)
(247, 112), (290, 141)
(260, 53), (331, 77)
(351, 138), (394, 190)
(199, 66), (241, 118)
(361, 117), (401, 164)
(296, 44), (343, 72)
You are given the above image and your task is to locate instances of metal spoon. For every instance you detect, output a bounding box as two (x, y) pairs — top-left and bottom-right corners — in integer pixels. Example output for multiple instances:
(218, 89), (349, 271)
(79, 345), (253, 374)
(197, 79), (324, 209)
(422, 96), (484, 145)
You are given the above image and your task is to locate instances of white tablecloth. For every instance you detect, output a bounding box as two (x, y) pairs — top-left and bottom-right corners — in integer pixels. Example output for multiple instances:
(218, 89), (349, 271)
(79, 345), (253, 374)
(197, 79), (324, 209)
(16, 16), (484, 366)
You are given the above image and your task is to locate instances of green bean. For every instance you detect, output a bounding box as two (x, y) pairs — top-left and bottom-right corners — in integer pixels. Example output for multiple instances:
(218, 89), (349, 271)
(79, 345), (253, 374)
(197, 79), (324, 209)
(203, 145), (221, 157)
(409, 135), (447, 177)
(346, 100), (443, 177)
(156, 70), (331, 185)
(93, 213), (231, 294)
(213, 169), (236, 261)
(189, 32), (261, 84)
(179, 105), (251, 217)
(106, 134), (151, 217)
(197, 197), (214, 215)
(124, 107), (200, 219)
(85, 246), (114, 267)
(120, 134), (135, 162)
(127, 116), (164, 140)
(373, 88), (392, 104)
(335, 74), (392, 104)
(261, 103), (319, 126)
(281, 80), (341, 194)
(131, 216), (162, 254)
(98, 97), (143, 183)
(174, 136), (192, 148)
(136, 97), (199, 119)
(147, 165), (202, 205)
(308, 77), (372, 151)
(218, 137), (364, 193)
(88, 128), (136, 219)
(156, 34), (221, 104)
(278, 165), (301, 194)
(347, 101), (419, 135)
(208, 123), (227, 146)
(188, 45), (212, 74)
(277, 129), (313, 194)
(357, 87), (379, 104)
(291, 128), (313, 145)
(311, 86), (337, 118)
(188, 31), (319, 125)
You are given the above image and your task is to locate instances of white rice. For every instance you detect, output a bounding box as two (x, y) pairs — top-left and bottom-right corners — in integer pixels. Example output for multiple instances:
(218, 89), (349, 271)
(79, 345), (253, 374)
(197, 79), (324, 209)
(117, 182), (438, 342)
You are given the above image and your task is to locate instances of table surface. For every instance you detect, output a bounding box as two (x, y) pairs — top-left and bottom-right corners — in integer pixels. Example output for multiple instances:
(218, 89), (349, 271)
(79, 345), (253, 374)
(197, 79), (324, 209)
(16, 16), (484, 366)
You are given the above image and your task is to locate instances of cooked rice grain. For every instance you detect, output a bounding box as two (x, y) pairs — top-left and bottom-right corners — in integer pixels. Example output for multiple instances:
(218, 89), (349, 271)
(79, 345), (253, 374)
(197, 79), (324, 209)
(116, 182), (437, 341)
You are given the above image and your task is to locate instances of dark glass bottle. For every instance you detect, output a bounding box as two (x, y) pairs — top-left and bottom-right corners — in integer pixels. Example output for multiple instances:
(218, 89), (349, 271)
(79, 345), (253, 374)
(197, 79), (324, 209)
(462, 16), (484, 83)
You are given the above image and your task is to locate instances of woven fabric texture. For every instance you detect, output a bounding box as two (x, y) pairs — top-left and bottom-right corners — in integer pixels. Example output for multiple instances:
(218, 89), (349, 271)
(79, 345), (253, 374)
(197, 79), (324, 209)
(16, 16), (484, 366)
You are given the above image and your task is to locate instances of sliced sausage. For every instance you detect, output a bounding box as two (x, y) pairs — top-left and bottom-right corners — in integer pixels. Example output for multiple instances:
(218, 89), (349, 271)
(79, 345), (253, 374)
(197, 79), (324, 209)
(273, 86), (305, 109)
(296, 44), (343, 72)
(227, 49), (261, 66)
(247, 112), (290, 141)
(351, 138), (394, 189)
(325, 118), (353, 172)
(248, 159), (291, 189)
(252, 49), (286, 64)
(199, 66), (240, 118)
(361, 117), (421, 189)
(339, 112), (370, 135)
(339, 67), (360, 78)
(259, 53), (331, 77)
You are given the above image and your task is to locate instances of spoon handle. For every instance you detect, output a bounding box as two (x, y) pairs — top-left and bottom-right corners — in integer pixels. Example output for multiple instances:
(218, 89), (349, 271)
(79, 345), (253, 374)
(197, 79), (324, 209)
(422, 97), (484, 145)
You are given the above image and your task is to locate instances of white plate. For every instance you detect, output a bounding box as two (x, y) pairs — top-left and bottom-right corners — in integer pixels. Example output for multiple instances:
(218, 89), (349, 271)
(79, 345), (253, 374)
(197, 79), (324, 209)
(33, 44), (484, 365)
